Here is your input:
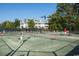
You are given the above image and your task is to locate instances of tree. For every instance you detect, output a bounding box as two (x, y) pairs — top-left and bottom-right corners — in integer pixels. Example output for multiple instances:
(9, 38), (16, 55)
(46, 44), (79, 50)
(57, 3), (75, 16)
(57, 3), (79, 31)
(28, 19), (35, 29)
(48, 3), (79, 32)
(0, 23), (3, 31)
(2, 21), (15, 30)
(48, 13), (65, 31)
(14, 18), (20, 29)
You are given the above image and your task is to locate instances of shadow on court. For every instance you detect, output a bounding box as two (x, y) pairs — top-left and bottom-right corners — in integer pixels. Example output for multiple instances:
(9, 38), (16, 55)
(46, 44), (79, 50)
(66, 45), (79, 56)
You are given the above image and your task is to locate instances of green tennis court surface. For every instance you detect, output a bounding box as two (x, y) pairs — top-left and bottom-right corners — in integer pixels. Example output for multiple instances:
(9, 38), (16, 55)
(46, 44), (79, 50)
(0, 32), (79, 56)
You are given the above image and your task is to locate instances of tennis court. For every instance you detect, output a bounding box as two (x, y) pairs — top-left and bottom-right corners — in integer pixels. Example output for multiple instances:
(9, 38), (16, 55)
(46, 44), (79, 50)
(0, 31), (79, 56)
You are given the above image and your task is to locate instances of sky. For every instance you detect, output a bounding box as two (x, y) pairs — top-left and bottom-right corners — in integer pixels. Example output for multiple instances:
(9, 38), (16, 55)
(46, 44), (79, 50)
(0, 3), (57, 22)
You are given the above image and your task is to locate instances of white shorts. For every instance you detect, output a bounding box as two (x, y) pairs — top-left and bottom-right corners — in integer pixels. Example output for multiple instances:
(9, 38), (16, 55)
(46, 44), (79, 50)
(20, 36), (23, 40)
(65, 32), (67, 34)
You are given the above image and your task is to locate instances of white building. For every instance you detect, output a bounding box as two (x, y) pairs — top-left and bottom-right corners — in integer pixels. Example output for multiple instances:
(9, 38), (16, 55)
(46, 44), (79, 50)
(20, 20), (28, 29)
(20, 19), (48, 29)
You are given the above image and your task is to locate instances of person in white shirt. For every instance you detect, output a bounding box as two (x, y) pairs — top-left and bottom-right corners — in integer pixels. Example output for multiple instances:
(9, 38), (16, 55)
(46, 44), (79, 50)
(19, 31), (23, 43)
